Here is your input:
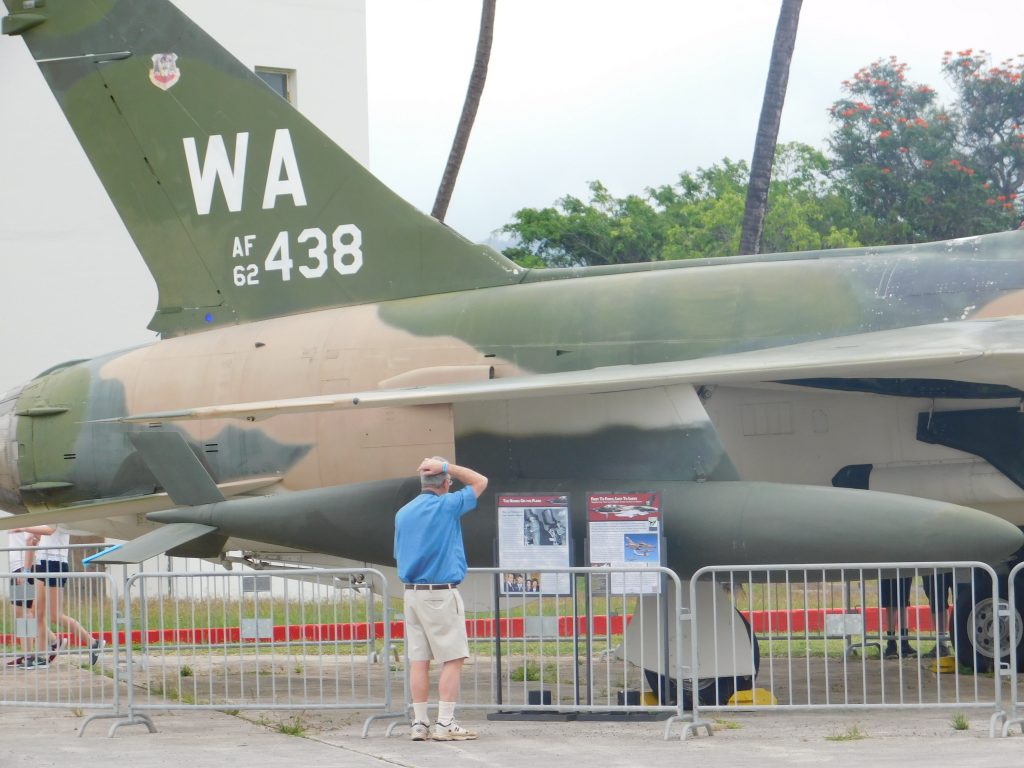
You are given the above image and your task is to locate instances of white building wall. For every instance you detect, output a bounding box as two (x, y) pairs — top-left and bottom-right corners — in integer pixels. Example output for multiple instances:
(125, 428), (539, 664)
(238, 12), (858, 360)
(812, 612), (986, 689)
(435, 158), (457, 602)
(0, 1), (369, 552)
(173, 0), (369, 165)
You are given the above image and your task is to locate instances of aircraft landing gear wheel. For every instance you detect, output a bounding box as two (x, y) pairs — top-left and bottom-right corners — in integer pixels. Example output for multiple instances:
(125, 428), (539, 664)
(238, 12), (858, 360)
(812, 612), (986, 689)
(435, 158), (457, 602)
(954, 578), (1024, 672)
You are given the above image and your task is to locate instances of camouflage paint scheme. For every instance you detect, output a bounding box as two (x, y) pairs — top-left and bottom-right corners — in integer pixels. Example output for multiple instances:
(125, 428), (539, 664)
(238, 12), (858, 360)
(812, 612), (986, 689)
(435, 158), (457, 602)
(3, 0), (1024, 581)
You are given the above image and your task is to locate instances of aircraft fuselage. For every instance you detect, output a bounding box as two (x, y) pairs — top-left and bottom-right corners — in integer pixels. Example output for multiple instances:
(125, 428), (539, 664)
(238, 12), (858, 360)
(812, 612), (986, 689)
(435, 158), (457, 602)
(4, 237), (1024, 567)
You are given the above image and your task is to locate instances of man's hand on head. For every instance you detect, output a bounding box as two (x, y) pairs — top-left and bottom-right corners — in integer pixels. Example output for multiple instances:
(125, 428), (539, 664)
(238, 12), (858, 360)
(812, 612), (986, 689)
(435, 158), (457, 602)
(418, 458), (446, 476)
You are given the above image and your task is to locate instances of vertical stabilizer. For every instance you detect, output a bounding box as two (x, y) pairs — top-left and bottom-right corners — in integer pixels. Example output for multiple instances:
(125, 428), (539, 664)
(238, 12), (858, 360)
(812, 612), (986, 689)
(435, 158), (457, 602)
(4, 0), (523, 336)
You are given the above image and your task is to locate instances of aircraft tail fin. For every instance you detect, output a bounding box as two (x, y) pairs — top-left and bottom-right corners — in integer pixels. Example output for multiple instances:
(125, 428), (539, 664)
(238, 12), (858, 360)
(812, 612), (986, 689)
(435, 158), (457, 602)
(4, 0), (523, 337)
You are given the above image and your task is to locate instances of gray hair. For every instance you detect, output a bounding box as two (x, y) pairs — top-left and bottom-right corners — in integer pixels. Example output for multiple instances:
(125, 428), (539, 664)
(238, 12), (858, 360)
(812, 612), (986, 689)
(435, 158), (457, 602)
(420, 455), (450, 490)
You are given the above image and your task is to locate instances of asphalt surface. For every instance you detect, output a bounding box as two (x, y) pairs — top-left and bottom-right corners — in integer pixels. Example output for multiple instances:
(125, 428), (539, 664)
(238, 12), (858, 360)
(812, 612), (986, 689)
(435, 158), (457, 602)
(4, 705), (1024, 767)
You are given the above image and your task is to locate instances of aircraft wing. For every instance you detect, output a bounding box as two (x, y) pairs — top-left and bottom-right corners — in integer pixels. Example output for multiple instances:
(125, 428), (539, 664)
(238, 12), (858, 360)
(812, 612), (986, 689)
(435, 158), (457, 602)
(103, 317), (1024, 424)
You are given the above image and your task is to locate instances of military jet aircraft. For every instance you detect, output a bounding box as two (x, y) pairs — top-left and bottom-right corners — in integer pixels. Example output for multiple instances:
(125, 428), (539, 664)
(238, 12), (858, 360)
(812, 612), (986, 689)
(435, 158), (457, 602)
(624, 536), (657, 558)
(594, 504), (660, 519)
(3, 0), (1024, 679)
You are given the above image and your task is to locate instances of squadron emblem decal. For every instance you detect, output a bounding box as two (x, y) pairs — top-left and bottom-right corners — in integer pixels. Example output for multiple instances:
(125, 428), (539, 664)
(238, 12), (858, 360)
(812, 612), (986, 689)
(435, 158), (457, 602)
(149, 53), (180, 90)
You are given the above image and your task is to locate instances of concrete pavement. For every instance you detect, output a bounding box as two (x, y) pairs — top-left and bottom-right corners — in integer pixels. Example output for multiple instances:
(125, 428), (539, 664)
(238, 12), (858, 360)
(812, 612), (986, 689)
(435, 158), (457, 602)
(3, 705), (1024, 768)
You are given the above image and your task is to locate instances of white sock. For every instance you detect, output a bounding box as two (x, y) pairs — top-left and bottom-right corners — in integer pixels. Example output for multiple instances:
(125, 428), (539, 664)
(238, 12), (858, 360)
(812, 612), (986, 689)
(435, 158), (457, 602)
(437, 701), (455, 725)
(413, 702), (429, 724)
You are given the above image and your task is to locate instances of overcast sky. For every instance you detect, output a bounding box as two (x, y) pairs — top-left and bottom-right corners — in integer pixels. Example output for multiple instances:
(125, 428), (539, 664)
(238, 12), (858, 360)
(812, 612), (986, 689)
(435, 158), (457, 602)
(2, 1), (1024, 395)
(367, 0), (1024, 241)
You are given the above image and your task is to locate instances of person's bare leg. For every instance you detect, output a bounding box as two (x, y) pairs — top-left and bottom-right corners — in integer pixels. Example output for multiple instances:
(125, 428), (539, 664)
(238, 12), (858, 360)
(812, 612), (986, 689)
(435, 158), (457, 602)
(46, 586), (92, 646)
(433, 658), (475, 739)
(438, 657), (464, 702)
(34, 584), (49, 655)
(410, 660), (431, 705)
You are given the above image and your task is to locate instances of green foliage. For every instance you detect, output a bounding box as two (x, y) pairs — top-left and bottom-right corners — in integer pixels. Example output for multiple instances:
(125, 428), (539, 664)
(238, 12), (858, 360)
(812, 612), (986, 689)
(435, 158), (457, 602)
(951, 712), (970, 730)
(829, 54), (1021, 242)
(276, 716), (307, 736)
(943, 50), (1024, 200)
(502, 143), (864, 267)
(502, 49), (1024, 267)
(501, 181), (666, 267)
(510, 661), (559, 681)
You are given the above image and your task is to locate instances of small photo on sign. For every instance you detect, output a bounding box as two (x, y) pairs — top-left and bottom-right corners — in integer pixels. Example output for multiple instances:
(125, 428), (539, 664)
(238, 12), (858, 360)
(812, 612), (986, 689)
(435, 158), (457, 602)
(622, 533), (659, 562)
(523, 507), (568, 546)
(501, 571), (542, 594)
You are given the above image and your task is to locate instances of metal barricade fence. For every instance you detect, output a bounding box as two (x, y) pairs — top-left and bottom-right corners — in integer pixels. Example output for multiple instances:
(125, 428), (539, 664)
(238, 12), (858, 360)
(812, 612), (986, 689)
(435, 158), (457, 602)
(7, 548), (1018, 741)
(998, 560), (1024, 737)
(119, 567), (402, 736)
(688, 562), (1004, 732)
(423, 566), (698, 739)
(1, 567), (117, 714)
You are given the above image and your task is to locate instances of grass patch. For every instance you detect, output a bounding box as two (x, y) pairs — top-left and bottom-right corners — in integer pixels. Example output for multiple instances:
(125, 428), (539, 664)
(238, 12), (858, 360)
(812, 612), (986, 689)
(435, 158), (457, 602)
(756, 638), (851, 660)
(825, 724), (866, 742)
(951, 712), (969, 731)
(180, 664), (193, 677)
(712, 718), (741, 730)
(510, 661), (559, 682)
(277, 716), (307, 736)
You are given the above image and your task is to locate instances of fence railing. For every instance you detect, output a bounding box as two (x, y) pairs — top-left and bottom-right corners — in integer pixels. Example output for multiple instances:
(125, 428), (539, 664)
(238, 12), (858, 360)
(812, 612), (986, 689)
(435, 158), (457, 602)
(3, 551), (1021, 740)
(450, 566), (697, 735)
(118, 567), (402, 736)
(688, 562), (1004, 735)
(0, 569), (117, 719)
(996, 560), (1024, 737)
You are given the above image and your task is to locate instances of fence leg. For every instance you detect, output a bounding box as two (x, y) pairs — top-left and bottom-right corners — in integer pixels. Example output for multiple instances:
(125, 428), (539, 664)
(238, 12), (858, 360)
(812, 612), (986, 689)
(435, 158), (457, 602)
(107, 713), (158, 737)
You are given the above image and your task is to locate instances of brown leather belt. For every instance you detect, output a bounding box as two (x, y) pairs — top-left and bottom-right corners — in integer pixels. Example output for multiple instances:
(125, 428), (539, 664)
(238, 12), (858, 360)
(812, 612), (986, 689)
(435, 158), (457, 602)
(405, 583), (458, 590)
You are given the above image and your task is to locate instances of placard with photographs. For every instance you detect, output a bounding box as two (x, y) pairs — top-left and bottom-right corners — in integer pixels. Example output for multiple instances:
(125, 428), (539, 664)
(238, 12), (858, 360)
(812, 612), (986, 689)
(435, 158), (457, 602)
(497, 493), (571, 596)
(587, 492), (663, 594)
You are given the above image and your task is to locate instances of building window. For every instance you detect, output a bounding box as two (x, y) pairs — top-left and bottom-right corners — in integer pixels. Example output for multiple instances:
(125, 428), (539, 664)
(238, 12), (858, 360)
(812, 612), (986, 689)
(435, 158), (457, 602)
(255, 67), (296, 104)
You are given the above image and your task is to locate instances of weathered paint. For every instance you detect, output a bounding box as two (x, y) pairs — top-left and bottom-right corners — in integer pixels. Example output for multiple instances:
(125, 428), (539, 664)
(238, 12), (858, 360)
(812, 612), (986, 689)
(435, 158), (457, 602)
(2, 0), (1024, 578)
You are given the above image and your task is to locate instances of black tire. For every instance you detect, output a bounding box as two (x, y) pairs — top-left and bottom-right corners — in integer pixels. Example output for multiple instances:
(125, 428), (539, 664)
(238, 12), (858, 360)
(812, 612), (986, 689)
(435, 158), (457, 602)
(953, 574), (1024, 672)
(644, 612), (759, 709)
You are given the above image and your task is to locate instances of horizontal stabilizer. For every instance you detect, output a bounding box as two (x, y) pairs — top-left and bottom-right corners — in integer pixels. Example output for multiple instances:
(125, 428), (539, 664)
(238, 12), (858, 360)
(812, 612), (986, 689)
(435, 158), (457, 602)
(129, 432), (225, 506)
(85, 522), (218, 565)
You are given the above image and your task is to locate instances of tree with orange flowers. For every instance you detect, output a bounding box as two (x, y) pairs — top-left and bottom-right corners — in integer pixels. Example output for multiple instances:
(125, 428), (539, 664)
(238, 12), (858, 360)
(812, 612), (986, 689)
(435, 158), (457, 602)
(829, 54), (1020, 243)
(943, 50), (1024, 203)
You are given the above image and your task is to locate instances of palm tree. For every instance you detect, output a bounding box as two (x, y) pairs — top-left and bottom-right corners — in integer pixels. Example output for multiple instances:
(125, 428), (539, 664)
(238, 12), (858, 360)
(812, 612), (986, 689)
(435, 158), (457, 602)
(739, 0), (803, 255)
(432, 0), (497, 223)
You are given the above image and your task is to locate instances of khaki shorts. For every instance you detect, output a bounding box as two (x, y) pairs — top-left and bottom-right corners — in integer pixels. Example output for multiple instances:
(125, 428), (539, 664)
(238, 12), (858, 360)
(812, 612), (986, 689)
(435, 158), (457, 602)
(404, 588), (469, 663)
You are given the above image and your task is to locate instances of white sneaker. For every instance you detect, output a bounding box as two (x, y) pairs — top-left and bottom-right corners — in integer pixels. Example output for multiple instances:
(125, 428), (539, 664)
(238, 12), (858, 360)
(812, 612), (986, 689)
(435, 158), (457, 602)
(410, 721), (430, 741)
(429, 720), (477, 741)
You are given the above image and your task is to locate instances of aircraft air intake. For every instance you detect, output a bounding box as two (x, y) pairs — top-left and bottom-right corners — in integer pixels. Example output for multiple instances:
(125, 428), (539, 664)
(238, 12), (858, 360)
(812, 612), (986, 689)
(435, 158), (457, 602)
(0, 386), (25, 514)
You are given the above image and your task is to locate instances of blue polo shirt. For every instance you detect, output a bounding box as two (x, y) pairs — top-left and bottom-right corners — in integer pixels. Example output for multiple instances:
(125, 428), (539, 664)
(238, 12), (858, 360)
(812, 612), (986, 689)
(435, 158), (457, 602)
(394, 485), (477, 584)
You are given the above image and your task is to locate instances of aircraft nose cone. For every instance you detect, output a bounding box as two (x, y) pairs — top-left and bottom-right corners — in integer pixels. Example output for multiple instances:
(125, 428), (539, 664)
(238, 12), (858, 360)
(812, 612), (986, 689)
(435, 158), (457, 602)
(929, 502), (1024, 565)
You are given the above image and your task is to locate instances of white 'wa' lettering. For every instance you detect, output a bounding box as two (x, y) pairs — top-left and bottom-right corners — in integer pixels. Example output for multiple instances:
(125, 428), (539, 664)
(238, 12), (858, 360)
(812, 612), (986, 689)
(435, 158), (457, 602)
(183, 129), (308, 216)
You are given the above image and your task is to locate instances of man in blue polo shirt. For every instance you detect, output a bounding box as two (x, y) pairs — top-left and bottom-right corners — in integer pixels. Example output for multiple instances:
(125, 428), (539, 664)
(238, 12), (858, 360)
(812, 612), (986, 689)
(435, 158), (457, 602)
(394, 456), (487, 742)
